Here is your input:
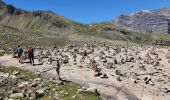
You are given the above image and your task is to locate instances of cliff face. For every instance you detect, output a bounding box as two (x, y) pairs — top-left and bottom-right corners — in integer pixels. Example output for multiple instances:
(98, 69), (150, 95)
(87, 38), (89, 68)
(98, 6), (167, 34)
(0, 0), (72, 32)
(115, 8), (170, 34)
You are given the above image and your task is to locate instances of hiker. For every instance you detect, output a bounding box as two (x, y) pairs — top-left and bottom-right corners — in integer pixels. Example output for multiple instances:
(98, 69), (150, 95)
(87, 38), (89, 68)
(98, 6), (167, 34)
(28, 46), (34, 65)
(17, 45), (23, 63)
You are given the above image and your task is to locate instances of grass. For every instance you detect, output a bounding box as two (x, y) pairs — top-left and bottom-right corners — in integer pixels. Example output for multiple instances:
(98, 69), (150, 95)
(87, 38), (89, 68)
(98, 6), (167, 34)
(57, 83), (100, 100)
(0, 66), (39, 79)
(0, 66), (101, 100)
(73, 22), (139, 41)
(0, 25), (68, 49)
(0, 52), (5, 56)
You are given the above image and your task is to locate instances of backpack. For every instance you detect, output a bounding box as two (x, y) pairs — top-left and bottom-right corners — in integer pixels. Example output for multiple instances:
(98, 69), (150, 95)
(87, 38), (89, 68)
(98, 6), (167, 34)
(28, 48), (33, 55)
(17, 47), (23, 54)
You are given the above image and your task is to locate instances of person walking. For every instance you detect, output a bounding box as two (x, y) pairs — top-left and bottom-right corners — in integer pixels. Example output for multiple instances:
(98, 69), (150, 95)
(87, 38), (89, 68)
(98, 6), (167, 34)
(28, 46), (34, 65)
(17, 45), (23, 63)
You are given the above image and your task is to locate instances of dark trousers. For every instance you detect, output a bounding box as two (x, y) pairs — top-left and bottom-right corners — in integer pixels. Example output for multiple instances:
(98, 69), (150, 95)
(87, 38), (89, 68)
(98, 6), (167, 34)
(29, 54), (34, 64)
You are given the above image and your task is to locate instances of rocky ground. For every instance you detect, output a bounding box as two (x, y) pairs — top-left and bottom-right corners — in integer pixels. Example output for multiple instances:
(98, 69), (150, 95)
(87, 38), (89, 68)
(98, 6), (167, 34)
(0, 66), (100, 100)
(1, 41), (170, 100)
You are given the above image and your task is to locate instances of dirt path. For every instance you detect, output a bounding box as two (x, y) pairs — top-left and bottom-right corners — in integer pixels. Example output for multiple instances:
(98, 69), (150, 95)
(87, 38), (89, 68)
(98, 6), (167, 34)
(0, 55), (169, 100)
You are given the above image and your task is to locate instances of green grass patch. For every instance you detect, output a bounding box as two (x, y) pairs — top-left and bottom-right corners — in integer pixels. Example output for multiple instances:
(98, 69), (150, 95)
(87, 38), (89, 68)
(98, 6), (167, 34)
(0, 66), (39, 79)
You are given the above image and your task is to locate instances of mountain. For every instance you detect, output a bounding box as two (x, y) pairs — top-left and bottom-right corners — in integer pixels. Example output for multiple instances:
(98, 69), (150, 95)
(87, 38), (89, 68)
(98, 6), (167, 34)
(0, 0), (144, 47)
(1, 0), (170, 48)
(115, 8), (170, 34)
(0, 0), (77, 32)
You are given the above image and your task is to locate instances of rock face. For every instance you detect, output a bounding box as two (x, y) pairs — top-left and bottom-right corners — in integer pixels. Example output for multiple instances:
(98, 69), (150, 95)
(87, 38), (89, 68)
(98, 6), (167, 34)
(115, 8), (170, 34)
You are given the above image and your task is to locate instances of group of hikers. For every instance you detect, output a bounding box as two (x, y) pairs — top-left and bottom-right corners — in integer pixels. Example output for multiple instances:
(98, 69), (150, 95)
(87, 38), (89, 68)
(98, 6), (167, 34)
(14, 45), (34, 65)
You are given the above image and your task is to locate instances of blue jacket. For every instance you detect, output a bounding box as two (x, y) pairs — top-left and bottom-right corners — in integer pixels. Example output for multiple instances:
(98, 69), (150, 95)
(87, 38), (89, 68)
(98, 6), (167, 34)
(17, 47), (23, 55)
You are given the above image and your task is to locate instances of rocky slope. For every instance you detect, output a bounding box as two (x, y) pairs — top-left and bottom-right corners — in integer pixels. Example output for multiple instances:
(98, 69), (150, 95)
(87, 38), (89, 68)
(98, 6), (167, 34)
(1, 0), (170, 48)
(0, 0), (74, 32)
(2, 42), (170, 99)
(0, 0), (141, 46)
(115, 8), (170, 34)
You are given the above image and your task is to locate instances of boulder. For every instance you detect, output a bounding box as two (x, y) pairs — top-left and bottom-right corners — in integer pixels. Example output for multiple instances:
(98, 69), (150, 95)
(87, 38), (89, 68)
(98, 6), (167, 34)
(10, 93), (24, 98)
(18, 81), (29, 88)
(36, 89), (47, 98)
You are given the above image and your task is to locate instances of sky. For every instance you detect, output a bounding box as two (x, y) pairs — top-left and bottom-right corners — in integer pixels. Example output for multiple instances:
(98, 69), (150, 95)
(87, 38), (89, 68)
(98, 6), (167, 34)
(3, 0), (170, 24)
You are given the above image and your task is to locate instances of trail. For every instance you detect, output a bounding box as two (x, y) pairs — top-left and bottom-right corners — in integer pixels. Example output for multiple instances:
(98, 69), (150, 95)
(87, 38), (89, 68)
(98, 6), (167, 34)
(0, 55), (169, 100)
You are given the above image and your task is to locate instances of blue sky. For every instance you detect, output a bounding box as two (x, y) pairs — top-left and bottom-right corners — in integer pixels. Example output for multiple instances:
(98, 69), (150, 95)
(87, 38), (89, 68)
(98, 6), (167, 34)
(3, 0), (170, 24)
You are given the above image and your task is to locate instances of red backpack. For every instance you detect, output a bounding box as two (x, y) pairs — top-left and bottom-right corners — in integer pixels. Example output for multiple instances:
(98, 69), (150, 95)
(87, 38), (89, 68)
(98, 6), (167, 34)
(28, 47), (33, 55)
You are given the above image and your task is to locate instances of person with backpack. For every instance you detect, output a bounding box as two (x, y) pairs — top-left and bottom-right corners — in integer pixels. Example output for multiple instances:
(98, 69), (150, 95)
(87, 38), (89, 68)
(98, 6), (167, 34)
(17, 45), (23, 63)
(28, 46), (34, 65)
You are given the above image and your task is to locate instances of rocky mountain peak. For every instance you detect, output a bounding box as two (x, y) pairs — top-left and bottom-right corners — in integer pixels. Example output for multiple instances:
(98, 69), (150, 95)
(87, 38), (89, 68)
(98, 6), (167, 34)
(115, 8), (170, 34)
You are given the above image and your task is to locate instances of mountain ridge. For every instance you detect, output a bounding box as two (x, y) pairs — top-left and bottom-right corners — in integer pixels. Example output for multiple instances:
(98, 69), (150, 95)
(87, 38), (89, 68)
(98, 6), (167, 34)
(115, 8), (170, 34)
(1, 0), (170, 48)
(0, 0), (76, 32)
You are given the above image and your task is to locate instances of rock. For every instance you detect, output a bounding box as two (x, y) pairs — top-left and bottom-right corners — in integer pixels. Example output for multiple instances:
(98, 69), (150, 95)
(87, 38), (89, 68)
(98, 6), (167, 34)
(0, 72), (9, 78)
(154, 61), (160, 66)
(2, 78), (9, 86)
(21, 88), (27, 94)
(29, 92), (36, 99)
(94, 72), (102, 77)
(52, 88), (57, 92)
(10, 93), (24, 98)
(77, 87), (98, 94)
(29, 97), (35, 100)
(165, 53), (170, 59)
(12, 71), (20, 75)
(116, 8), (170, 34)
(9, 75), (17, 79)
(78, 65), (83, 68)
(65, 93), (69, 96)
(107, 62), (113, 69)
(148, 80), (154, 86)
(36, 89), (47, 98)
(121, 73), (127, 77)
(62, 58), (69, 64)
(52, 80), (63, 85)
(116, 77), (122, 81)
(18, 75), (26, 79)
(144, 76), (154, 86)
(18, 81), (29, 88)
(82, 86), (87, 90)
(77, 89), (84, 93)
(144, 77), (149, 82)
(34, 78), (42, 82)
(100, 74), (108, 79)
(36, 72), (41, 77)
(115, 70), (121, 76)
(72, 95), (77, 99)
(30, 82), (38, 87)
(11, 89), (18, 94)
(139, 65), (146, 71)
(129, 65), (134, 67)
(86, 87), (97, 93)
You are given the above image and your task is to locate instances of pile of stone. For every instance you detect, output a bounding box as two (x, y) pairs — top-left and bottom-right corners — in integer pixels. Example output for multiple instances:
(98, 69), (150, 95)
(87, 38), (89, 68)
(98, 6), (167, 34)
(19, 41), (170, 98)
